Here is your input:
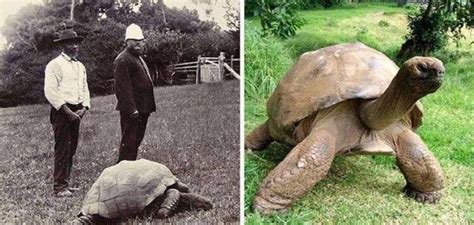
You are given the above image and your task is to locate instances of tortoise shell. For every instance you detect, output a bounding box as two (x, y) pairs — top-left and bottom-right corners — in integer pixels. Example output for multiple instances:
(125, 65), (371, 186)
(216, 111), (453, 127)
(80, 159), (179, 218)
(267, 42), (422, 129)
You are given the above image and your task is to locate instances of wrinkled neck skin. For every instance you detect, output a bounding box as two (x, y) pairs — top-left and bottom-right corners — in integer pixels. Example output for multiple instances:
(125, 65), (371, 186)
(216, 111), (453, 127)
(360, 69), (421, 131)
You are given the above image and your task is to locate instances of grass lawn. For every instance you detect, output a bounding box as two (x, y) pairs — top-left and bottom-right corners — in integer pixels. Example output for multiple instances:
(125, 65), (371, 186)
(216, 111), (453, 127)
(0, 80), (240, 223)
(245, 3), (473, 224)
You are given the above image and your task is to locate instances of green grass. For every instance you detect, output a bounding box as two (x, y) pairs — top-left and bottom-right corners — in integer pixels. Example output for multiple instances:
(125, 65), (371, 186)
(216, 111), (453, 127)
(0, 81), (240, 223)
(245, 3), (474, 224)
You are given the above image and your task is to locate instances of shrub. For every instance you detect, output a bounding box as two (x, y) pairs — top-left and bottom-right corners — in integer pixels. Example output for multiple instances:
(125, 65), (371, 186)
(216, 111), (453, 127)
(257, 0), (306, 39)
(298, 0), (344, 9)
(0, 3), (239, 107)
(398, 0), (473, 58)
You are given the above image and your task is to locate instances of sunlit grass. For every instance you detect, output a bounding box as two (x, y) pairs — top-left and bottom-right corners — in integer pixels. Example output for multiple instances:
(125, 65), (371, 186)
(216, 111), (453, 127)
(245, 3), (473, 224)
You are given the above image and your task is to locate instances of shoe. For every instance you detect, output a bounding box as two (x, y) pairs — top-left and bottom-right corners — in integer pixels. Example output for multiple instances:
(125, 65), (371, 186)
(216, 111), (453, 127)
(55, 189), (73, 197)
(68, 187), (81, 192)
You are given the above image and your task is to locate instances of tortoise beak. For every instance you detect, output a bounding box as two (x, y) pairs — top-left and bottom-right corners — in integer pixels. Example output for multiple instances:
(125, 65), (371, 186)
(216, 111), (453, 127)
(408, 58), (445, 94)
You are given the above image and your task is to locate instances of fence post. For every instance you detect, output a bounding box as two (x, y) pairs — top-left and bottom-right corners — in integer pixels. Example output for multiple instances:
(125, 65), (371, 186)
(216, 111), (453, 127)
(218, 52), (225, 81)
(230, 55), (234, 69)
(196, 55), (201, 84)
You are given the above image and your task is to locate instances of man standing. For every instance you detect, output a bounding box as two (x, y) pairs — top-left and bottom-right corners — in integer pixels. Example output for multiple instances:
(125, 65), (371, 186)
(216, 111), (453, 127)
(114, 23), (156, 163)
(44, 28), (90, 197)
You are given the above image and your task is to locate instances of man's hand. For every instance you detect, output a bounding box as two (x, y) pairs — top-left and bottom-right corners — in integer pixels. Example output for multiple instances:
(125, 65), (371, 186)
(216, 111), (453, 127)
(61, 105), (81, 121)
(75, 108), (87, 118)
(130, 110), (139, 119)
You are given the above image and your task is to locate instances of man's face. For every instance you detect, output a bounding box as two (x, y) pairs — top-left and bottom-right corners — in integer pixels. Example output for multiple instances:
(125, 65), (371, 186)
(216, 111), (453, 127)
(61, 41), (80, 58)
(126, 39), (145, 55)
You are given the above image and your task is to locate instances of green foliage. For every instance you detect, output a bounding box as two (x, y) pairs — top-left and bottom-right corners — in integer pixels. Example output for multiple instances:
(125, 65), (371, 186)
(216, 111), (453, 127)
(403, 6), (449, 56)
(314, 0), (345, 8)
(245, 0), (259, 17)
(245, 3), (474, 223)
(257, 0), (306, 39)
(399, 0), (473, 58)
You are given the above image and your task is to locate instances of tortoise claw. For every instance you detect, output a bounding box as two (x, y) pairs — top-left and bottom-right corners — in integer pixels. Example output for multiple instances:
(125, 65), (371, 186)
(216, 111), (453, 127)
(253, 195), (289, 215)
(157, 208), (173, 219)
(402, 185), (442, 204)
(71, 215), (98, 225)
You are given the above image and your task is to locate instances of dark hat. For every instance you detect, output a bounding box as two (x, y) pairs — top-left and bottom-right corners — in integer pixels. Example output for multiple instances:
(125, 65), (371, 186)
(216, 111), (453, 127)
(54, 29), (83, 43)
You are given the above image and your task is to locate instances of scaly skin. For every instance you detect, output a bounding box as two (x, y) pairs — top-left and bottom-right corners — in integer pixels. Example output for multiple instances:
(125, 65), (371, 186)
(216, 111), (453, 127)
(245, 120), (273, 150)
(360, 57), (444, 130)
(396, 129), (444, 203)
(247, 56), (446, 215)
(157, 188), (181, 218)
(253, 128), (336, 214)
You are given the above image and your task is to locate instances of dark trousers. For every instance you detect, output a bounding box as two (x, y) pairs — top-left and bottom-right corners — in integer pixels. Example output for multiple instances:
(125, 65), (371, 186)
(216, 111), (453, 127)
(117, 112), (150, 163)
(50, 103), (83, 193)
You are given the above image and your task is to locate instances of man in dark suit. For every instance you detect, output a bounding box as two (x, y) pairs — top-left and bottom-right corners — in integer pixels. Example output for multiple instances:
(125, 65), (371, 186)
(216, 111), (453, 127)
(114, 23), (156, 162)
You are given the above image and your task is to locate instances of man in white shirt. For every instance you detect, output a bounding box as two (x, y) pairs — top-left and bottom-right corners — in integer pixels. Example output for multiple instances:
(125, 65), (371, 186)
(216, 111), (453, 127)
(44, 28), (90, 197)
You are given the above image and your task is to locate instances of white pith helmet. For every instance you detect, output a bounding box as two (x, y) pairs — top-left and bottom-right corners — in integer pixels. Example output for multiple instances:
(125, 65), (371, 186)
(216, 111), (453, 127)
(125, 23), (144, 41)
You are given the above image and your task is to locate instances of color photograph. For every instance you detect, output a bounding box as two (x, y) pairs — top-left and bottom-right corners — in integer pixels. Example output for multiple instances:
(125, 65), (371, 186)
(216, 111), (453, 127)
(244, 0), (472, 224)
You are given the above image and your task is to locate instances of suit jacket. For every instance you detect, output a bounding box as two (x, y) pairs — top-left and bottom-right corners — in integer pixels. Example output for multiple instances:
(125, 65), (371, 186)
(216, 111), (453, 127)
(113, 48), (156, 114)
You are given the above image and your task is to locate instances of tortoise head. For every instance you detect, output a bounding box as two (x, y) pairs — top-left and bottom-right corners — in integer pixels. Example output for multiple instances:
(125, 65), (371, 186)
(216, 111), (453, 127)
(399, 57), (445, 96)
(179, 192), (213, 211)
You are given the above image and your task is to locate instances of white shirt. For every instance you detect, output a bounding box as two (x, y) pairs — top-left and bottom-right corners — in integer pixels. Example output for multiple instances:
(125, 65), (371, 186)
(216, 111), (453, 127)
(44, 53), (91, 110)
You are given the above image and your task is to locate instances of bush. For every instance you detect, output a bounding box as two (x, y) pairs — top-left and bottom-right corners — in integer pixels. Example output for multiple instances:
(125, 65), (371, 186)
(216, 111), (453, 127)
(297, 0), (345, 9)
(257, 0), (306, 39)
(0, 3), (239, 107)
(398, 0), (473, 58)
(79, 20), (126, 95)
(405, 7), (448, 56)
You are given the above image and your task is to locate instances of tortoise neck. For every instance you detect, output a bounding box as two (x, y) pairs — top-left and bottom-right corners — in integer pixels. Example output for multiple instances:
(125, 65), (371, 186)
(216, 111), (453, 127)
(359, 70), (420, 130)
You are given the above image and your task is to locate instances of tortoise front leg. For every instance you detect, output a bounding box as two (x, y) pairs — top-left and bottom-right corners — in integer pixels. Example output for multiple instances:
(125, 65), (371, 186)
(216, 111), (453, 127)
(72, 214), (105, 225)
(245, 120), (273, 150)
(395, 129), (444, 203)
(253, 128), (336, 215)
(156, 188), (180, 218)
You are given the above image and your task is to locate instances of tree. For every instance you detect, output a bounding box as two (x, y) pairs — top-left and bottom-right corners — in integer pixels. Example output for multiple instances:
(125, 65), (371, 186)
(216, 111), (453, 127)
(224, 0), (240, 42)
(398, 0), (473, 58)
(0, 1), (238, 107)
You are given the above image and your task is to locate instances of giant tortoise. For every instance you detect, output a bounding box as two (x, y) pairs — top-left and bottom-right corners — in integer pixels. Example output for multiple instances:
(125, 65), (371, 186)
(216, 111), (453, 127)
(72, 159), (212, 224)
(246, 43), (445, 215)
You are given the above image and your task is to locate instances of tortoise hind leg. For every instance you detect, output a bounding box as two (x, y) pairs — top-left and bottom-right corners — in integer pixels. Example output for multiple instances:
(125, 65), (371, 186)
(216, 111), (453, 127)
(245, 120), (273, 150)
(395, 129), (444, 203)
(253, 128), (336, 215)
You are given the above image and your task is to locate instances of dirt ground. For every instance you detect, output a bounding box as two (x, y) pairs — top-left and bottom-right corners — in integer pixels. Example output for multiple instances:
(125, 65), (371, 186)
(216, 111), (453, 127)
(0, 80), (240, 223)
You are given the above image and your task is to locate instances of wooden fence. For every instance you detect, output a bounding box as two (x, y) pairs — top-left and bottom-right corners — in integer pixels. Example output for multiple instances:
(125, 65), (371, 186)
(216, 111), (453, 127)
(165, 52), (240, 85)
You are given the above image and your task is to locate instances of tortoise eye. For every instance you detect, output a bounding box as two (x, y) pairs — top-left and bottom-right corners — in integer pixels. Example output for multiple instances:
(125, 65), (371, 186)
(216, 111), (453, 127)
(417, 63), (428, 73)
